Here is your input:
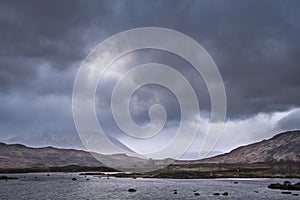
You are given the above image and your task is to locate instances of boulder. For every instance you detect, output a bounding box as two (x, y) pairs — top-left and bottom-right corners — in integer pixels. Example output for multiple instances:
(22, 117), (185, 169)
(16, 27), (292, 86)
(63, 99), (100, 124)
(268, 181), (300, 191)
(222, 192), (229, 196)
(268, 183), (281, 189)
(295, 182), (300, 190)
(283, 181), (291, 185)
(128, 188), (136, 192)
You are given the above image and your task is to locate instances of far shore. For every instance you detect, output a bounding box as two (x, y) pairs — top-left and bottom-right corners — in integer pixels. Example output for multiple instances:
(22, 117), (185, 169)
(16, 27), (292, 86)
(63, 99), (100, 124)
(0, 165), (119, 174)
(1, 161), (300, 180)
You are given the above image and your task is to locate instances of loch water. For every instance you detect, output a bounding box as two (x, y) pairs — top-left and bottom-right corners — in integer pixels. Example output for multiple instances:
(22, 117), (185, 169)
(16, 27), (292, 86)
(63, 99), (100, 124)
(0, 173), (299, 200)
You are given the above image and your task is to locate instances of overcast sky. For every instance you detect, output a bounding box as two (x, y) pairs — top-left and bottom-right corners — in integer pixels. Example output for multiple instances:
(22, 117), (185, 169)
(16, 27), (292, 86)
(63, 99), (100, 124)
(0, 0), (299, 159)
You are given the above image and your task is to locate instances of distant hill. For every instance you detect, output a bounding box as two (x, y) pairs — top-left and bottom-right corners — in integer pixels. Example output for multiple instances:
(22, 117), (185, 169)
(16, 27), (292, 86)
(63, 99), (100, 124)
(190, 130), (300, 164)
(0, 142), (172, 172)
(140, 130), (300, 179)
(0, 143), (101, 169)
(1, 130), (299, 175)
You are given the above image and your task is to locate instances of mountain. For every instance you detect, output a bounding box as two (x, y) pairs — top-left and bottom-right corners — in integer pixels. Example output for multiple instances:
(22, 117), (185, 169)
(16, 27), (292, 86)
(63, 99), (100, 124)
(0, 143), (101, 169)
(195, 130), (300, 164)
(0, 142), (172, 172)
(0, 130), (299, 177)
(144, 130), (300, 178)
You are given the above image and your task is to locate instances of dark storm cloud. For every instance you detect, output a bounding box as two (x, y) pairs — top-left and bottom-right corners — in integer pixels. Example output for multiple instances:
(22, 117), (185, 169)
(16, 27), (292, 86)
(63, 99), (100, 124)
(0, 0), (299, 148)
(0, 0), (115, 94)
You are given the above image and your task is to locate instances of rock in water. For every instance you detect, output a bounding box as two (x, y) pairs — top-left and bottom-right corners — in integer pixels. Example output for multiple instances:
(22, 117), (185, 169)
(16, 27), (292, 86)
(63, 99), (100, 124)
(213, 193), (221, 196)
(268, 183), (281, 189)
(128, 188), (136, 192)
(281, 191), (292, 194)
(295, 182), (300, 190)
(284, 181), (291, 185)
(222, 192), (229, 196)
(268, 181), (300, 191)
(72, 178), (77, 181)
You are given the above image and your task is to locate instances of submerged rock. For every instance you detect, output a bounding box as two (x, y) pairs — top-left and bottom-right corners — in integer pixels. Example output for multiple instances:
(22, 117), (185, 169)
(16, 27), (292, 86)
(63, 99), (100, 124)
(72, 178), (77, 181)
(194, 192), (200, 196)
(128, 188), (136, 192)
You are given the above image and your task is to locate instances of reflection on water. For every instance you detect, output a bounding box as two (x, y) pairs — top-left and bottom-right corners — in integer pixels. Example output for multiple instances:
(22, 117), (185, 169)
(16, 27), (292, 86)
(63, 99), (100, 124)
(0, 173), (299, 200)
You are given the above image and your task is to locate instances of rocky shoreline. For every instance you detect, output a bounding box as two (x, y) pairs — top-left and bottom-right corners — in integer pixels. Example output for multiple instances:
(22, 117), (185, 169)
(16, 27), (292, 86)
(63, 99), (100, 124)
(268, 181), (300, 191)
(0, 165), (119, 174)
(89, 161), (300, 179)
(1, 161), (299, 180)
(0, 175), (18, 180)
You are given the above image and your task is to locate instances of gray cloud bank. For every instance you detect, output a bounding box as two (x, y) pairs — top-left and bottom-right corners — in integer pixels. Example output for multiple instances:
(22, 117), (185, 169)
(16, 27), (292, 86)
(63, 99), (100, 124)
(0, 0), (299, 156)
